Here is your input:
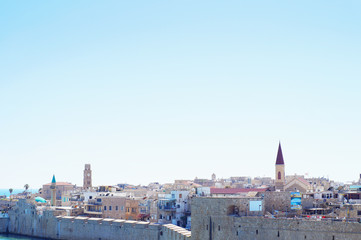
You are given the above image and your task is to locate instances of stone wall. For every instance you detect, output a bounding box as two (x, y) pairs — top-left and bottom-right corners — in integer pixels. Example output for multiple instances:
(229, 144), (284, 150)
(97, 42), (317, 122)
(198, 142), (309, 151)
(192, 197), (361, 240)
(0, 217), (9, 233)
(263, 191), (291, 213)
(6, 199), (190, 240)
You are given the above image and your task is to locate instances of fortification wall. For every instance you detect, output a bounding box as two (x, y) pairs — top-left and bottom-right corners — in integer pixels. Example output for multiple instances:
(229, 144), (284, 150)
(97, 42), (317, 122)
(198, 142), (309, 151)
(192, 197), (361, 240)
(0, 217), (9, 233)
(234, 217), (361, 240)
(7, 199), (190, 240)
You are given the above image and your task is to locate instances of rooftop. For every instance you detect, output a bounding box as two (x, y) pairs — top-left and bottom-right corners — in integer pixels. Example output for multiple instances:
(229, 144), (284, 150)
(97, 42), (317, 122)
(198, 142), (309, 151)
(44, 182), (74, 186)
(210, 188), (267, 194)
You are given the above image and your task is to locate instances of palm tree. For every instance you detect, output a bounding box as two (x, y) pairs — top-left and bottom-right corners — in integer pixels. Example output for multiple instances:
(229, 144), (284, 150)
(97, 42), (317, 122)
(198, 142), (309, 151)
(9, 188), (13, 202)
(24, 184), (29, 192)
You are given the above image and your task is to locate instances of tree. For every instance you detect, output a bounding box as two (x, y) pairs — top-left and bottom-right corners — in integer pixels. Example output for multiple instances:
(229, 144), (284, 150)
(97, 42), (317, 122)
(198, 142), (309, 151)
(24, 184), (29, 192)
(9, 188), (13, 201)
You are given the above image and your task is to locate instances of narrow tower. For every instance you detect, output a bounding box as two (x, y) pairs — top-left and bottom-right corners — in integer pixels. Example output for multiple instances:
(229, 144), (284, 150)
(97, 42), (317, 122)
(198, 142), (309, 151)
(83, 164), (92, 190)
(50, 175), (56, 206)
(275, 142), (285, 191)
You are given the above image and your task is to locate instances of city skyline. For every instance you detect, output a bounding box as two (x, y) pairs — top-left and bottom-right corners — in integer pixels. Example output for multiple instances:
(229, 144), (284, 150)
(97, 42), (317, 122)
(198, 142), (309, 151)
(1, 1), (361, 188)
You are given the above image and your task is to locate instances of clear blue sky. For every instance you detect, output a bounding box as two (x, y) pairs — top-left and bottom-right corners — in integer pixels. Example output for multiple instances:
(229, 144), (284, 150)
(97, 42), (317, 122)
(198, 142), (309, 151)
(1, 1), (361, 189)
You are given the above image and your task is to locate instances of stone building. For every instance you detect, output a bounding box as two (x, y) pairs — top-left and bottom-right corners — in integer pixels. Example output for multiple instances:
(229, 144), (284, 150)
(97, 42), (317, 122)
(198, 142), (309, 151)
(102, 196), (126, 219)
(284, 176), (312, 193)
(158, 193), (176, 224)
(125, 198), (141, 220)
(191, 197), (361, 240)
(210, 188), (267, 198)
(42, 178), (75, 202)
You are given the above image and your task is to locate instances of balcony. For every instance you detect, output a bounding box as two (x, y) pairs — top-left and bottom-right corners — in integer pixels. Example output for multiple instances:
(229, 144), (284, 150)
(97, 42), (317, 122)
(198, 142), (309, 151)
(87, 202), (102, 206)
(158, 198), (176, 211)
(158, 205), (176, 211)
(87, 200), (102, 206)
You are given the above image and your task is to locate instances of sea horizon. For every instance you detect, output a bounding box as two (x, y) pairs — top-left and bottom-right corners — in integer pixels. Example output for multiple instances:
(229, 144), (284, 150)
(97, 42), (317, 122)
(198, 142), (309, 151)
(0, 189), (38, 198)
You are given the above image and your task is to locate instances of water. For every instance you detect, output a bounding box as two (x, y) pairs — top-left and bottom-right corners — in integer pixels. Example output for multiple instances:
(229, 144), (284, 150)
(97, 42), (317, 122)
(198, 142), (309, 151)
(0, 189), (38, 198)
(0, 234), (48, 240)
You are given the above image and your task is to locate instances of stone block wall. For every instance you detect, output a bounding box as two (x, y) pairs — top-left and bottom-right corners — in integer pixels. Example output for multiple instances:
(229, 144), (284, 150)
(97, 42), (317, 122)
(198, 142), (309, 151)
(263, 191), (291, 213)
(0, 218), (9, 233)
(6, 199), (190, 240)
(191, 197), (361, 240)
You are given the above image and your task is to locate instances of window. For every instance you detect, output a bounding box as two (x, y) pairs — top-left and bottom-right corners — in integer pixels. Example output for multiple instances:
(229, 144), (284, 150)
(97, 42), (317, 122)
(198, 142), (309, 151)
(116, 206), (118, 211)
(104, 206), (107, 211)
(121, 206), (124, 211)
(132, 208), (136, 213)
(179, 194), (182, 198)
(358, 211), (361, 216)
(177, 205), (180, 208)
(218, 225), (220, 231)
(109, 206), (112, 211)
(89, 196), (92, 199)
(278, 172), (281, 180)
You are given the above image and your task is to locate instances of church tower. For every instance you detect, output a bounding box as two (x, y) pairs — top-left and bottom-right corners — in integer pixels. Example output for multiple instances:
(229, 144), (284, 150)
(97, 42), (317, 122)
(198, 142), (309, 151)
(50, 175), (56, 206)
(275, 142), (285, 191)
(83, 164), (92, 190)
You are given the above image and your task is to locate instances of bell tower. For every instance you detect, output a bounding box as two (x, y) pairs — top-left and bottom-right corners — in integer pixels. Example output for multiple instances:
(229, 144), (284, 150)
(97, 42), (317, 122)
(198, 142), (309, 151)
(275, 142), (285, 191)
(83, 164), (92, 190)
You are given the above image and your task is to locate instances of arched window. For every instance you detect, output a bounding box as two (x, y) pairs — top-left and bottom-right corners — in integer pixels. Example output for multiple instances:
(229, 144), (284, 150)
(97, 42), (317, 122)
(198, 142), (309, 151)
(278, 171), (281, 180)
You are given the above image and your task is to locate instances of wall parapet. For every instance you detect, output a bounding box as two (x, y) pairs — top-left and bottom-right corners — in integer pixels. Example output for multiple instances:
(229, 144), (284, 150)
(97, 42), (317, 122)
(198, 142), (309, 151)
(161, 224), (191, 240)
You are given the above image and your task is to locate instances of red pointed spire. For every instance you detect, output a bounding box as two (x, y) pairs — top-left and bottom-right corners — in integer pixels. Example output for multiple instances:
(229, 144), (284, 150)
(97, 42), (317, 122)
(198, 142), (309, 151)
(275, 142), (284, 165)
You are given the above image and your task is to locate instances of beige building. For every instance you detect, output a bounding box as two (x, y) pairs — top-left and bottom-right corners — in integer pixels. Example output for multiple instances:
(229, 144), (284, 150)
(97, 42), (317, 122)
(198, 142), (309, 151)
(125, 198), (140, 220)
(42, 181), (75, 201)
(339, 204), (361, 219)
(102, 196), (126, 219)
(285, 176), (312, 193)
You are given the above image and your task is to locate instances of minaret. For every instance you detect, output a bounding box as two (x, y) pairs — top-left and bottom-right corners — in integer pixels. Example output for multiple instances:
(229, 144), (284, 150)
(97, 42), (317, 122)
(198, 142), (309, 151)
(275, 142), (285, 191)
(83, 164), (92, 190)
(50, 175), (56, 206)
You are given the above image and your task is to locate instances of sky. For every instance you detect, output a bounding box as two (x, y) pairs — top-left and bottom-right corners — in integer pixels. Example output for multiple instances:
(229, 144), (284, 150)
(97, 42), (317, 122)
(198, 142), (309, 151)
(1, 1), (361, 189)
